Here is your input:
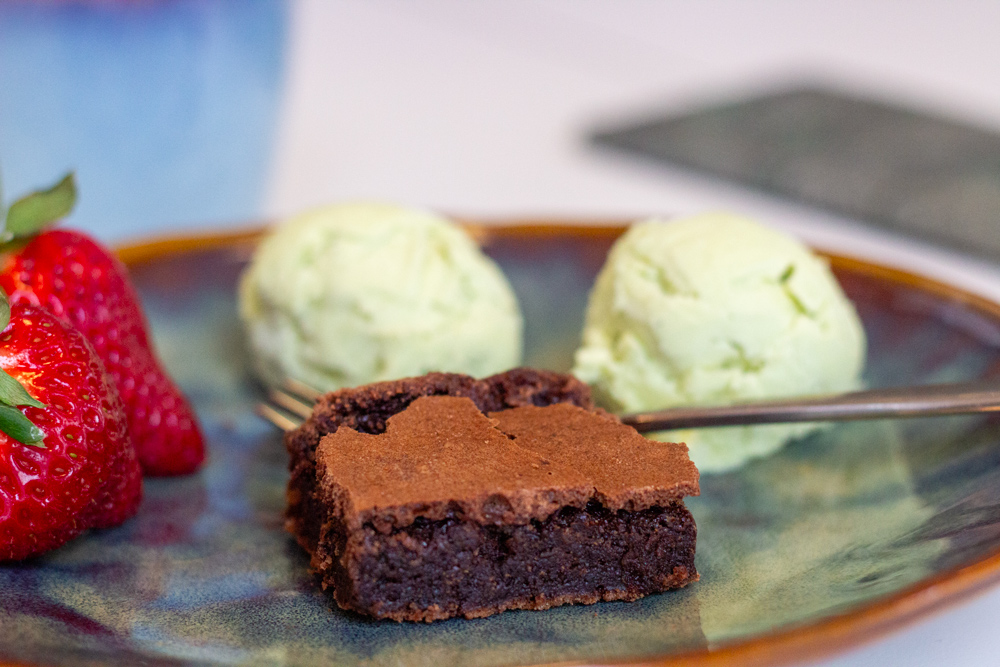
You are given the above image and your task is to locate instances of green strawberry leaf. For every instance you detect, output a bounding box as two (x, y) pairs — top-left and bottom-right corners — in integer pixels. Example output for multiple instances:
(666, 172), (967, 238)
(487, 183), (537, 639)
(0, 368), (44, 409)
(0, 290), (46, 445)
(4, 172), (77, 240)
(0, 404), (45, 446)
(0, 291), (8, 333)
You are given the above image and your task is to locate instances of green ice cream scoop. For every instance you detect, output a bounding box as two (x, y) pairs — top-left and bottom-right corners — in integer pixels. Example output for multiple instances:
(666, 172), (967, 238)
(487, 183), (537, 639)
(239, 203), (523, 391)
(572, 213), (866, 473)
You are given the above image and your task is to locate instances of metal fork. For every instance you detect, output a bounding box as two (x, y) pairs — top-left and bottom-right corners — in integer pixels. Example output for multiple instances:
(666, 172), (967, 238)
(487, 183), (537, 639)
(256, 377), (1000, 433)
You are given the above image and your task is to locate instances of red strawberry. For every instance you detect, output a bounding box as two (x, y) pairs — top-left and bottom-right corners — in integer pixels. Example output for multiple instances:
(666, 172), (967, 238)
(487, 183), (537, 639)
(0, 174), (205, 476)
(0, 301), (142, 561)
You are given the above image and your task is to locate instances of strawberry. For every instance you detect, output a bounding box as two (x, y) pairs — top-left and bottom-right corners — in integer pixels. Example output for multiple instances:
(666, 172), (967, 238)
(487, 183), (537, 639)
(0, 298), (142, 561)
(0, 174), (205, 476)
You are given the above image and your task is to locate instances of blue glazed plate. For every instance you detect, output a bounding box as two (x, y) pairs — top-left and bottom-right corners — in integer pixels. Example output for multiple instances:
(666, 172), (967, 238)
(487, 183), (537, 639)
(3, 223), (1000, 666)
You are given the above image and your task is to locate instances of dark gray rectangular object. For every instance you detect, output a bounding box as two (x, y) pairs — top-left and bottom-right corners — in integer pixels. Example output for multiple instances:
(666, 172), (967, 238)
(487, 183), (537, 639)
(593, 87), (1000, 261)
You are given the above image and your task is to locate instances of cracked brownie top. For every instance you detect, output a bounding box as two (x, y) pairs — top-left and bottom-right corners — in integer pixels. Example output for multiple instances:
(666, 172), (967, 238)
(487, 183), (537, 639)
(316, 394), (699, 532)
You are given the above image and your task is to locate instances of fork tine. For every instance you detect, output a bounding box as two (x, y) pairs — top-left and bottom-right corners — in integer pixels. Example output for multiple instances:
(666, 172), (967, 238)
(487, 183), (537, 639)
(255, 402), (301, 432)
(268, 388), (314, 419)
(257, 378), (325, 433)
(283, 377), (323, 402)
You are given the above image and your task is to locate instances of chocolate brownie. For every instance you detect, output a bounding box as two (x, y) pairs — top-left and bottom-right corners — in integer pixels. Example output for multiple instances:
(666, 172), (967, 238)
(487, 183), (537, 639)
(284, 369), (700, 622)
(285, 369), (596, 553)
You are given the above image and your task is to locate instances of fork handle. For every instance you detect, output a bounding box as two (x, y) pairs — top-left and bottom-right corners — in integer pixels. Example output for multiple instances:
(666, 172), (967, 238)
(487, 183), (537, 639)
(620, 380), (1000, 433)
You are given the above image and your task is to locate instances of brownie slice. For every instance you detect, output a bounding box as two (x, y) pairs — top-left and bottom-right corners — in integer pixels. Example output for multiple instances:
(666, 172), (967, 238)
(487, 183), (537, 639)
(285, 369), (595, 553)
(285, 369), (700, 622)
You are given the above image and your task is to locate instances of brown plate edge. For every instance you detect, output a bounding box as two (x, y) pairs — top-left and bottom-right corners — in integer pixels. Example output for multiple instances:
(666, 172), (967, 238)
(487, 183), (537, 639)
(110, 222), (1000, 667)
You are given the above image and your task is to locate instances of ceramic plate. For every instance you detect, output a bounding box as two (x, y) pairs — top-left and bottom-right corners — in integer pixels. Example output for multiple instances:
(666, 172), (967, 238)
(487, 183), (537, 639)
(4, 223), (1000, 667)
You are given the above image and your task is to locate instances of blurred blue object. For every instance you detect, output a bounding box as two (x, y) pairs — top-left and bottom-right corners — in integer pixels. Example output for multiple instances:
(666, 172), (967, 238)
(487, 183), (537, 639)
(0, 0), (287, 242)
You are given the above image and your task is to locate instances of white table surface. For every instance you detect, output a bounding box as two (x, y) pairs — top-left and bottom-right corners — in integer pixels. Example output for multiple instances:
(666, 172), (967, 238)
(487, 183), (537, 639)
(7, 1), (1000, 664)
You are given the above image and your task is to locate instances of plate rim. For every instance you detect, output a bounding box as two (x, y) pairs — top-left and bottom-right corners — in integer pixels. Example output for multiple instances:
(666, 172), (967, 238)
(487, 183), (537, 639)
(110, 221), (1000, 667)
